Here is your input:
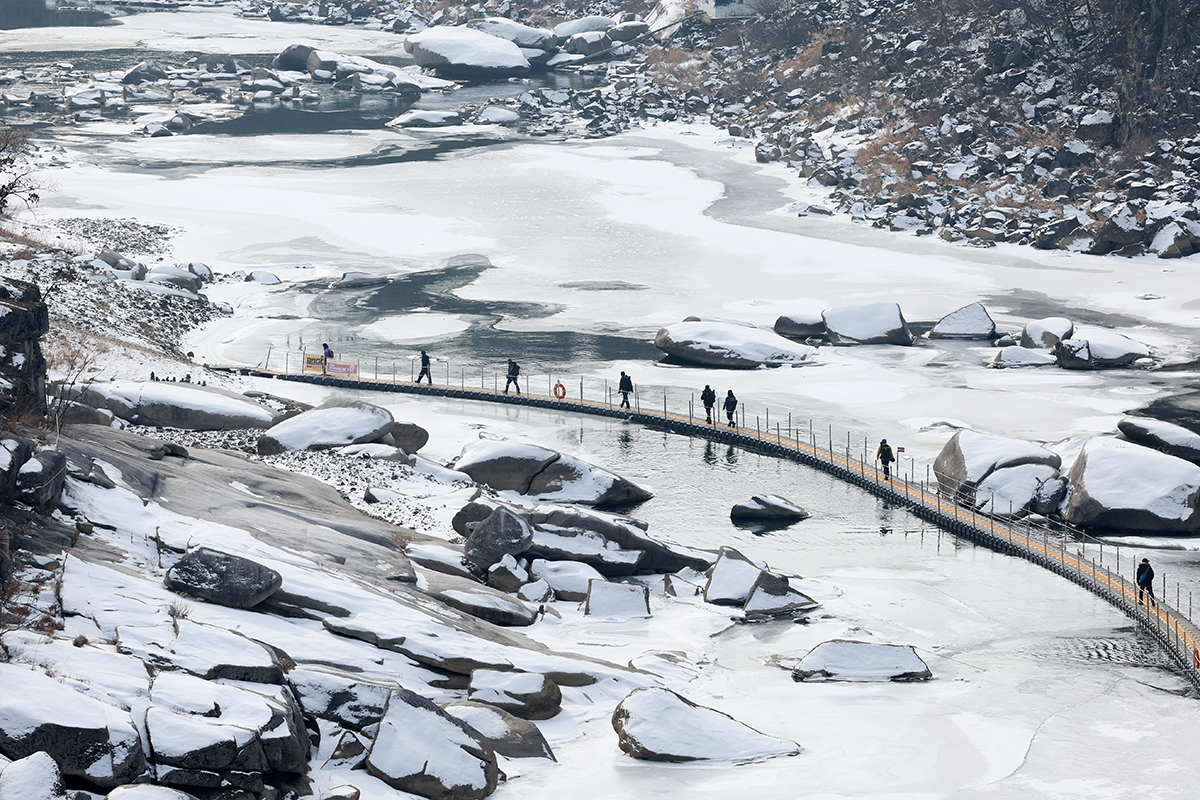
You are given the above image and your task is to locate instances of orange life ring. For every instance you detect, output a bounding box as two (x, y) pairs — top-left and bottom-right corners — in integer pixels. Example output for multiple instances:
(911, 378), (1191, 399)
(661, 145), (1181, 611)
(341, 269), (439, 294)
(553, 381), (566, 400)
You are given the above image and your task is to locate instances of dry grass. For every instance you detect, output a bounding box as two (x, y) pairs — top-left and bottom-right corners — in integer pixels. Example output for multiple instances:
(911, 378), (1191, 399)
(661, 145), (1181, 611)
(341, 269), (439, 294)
(644, 47), (712, 91)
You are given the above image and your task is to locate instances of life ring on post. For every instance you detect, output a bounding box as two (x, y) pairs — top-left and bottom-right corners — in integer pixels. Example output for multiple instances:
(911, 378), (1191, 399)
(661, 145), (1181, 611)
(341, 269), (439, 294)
(553, 381), (566, 400)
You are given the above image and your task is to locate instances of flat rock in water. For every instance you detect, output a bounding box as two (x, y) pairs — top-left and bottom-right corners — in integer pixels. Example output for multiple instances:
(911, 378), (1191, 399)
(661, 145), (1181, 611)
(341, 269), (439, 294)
(611, 687), (801, 762)
(366, 687), (500, 800)
(1118, 417), (1200, 464)
(934, 429), (1061, 504)
(1020, 316), (1074, 348)
(529, 559), (606, 602)
(654, 320), (818, 368)
(822, 302), (913, 345)
(929, 302), (996, 339)
(464, 507), (534, 572)
(792, 640), (932, 681)
(703, 546), (766, 606)
(404, 27), (530, 79)
(164, 546), (283, 608)
(0, 751), (65, 800)
(0, 663), (146, 788)
(730, 494), (809, 522)
(990, 346), (1056, 368)
(584, 580), (651, 618)
(1064, 438), (1200, 532)
(467, 670), (561, 720)
(742, 572), (818, 620)
(257, 399), (394, 455)
(441, 700), (556, 761)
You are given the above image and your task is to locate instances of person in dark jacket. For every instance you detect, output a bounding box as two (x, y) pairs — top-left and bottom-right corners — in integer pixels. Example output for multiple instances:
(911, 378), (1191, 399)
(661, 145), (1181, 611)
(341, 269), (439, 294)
(876, 439), (895, 480)
(700, 385), (716, 424)
(723, 390), (738, 427)
(1137, 558), (1157, 607)
(618, 371), (633, 409)
(504, 359), (521, 394)
(417, 350), (432, 384)
(322, 342), (334, 360)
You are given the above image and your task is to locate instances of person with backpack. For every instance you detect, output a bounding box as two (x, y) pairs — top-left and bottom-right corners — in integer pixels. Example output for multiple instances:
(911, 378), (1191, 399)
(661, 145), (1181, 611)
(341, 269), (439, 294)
(618, 371), (633, 409)
(876, 439), (895, 480)
(417, 350), (432, 384)
(723, 390), (738, 427)
(701, 384), (716, 424)
(1137, 558), (1157, 607)
(504, 359), (521, 394)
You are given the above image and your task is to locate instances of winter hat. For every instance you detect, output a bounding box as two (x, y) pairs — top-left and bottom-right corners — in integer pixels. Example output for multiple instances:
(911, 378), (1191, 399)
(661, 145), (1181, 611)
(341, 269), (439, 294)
(1142, 558), (1150, 563)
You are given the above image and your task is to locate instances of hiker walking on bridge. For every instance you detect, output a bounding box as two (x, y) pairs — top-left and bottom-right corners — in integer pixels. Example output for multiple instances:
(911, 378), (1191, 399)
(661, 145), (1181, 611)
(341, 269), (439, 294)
(618, 371), (634, 409)
(723, 390), (738, 427)
(701, 384), (716, 424)
(417, 350), (432, 384)
(876, 439), (895, 480)
(1137, 558), (1157, 607)
(504, 359), (521, 394)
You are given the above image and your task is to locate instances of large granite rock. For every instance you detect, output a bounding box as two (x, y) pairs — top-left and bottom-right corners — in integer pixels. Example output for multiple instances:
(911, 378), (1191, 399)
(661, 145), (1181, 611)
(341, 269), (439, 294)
(257, 399), (394, 455)
(583, 580), (651, 618)
(792, 640), (932, 681)
(467, 17), (557, 49)
(441, 701), (556, 761)
(1054, 328), (1150, 369)
(654, 320), (818, 368)
(0, 278), (48, 416)
(366, 688), (500, 800)
(528, 559), (606, 602)
(453, 440), (560, 494)
(1063, 438), (1200, 532)
(729, 494), (809, 523)
(1019, 316), (1074, 348)
(164, 547), (283, 609)
(929, 302), (996, 339)
(525, 453), (652, 507)
(464, 507), (534, 572)
(934, 430), (1061, 505)
(467, 670), (561, 720)
(741, 571), (818, 620)
(1118, 417), (1200, 464)
(116, 619), (283, 682)
(773, 311), (826, 341)
(525, 506), (711, 576)
(287, 666), (397, 731)
(0, 751), (65, 800)
(611, 687), (801, 762)
(75, 380), (276, 431)
(404, 27), (531, 79)
(420, 569), (537, 627)
(822, 302), (913, 345)
(703, 546), (767, 606)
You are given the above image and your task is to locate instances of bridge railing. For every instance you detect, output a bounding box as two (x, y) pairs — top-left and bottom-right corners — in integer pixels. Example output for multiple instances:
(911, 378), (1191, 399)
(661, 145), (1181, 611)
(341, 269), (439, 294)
(247, 351), (1200, 686)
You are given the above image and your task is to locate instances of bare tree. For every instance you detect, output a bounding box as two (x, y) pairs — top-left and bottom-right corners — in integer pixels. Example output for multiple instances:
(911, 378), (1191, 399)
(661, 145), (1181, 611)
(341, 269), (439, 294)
(0, 126), (42, 217)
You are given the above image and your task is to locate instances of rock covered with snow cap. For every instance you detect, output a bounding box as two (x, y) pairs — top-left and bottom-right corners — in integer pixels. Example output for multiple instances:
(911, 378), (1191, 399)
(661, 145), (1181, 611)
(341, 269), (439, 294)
(792, 640), (932, 681)
(929, 302), (996, 339)
(730, 494), (809, 522)
(973, 463), (1062, 516)
(934, 430), (1061, 504)
(1055, 328), (1150, 369)
(1019, 317), (1074, 349)
(525, 453), (653, 507)
(525, 506), (710, 576)
(0, 751), (65, 800)
(441, 701), (556, 761)
(467, 670), (561, 720)
(257, 398), (394, 455)
(529, 558), (606, 601)
(990, 346), (1057, 368)
(654, 319), (818, 368)
(1064, 438), (1200, 532)
(487, 553), (529, 593)
(420, 569), (537, 627)
(105, 788), (202, 800)
(553, 15), (615, 39)
(115, 618), (283, 682)
(611, 687), (801, 762)
(467, 17), (557, 50)
(773, 311), (826, 340)
(464, 507), (534, 572)
(454, 439), (560, 493)
(366, 687), (500, 800)
(822, 302), (913, 345)
(404, 27), (530, 79)
(584, 580), (651, 618)
(77, 380), (277, 431)
(703, 546), (767, 606)
(287, 666), (396, 731)
(742, 571), (818, 620)
(1118, 417), (1200, 464)
(164, 546), (283, 608)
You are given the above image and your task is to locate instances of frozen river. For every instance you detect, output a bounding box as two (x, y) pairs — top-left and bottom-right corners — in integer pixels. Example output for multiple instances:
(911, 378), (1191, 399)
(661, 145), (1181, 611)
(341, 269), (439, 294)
(8, 9), (1200, 795)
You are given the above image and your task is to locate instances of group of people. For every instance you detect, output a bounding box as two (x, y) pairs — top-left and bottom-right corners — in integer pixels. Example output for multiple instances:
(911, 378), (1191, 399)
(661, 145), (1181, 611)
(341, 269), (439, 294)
(413, 350), (522, 393)
(698, 383), (741, 427)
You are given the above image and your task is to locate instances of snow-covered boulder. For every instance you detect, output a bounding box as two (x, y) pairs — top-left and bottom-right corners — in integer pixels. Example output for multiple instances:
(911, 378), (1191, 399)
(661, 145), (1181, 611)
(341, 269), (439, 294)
(257, 399), (394, 455)
(773, 311), (826, 340)
(990, 346), (1056, 368)
(116, 619), (283, 682)
(729, 494), (809, 522)
(420, 569), (537, 627)
(1019, 316), (1074, 349)
(1118, 417), (1200, 464)
(454, 439), (560, 493)
(441, 701), (556, 761)
(1064, 438), (1200, 532)
(14, 450), (66, 509)
(526, 453), (653, 507)
(464, 507), (534, 572)
(106, 788), (202, 800)
(929, 302), (996, 339)
(77, 380), (277, 430)
(467, 670), (561, 720)
(529, 559), (606, 601)
(822, 302), (913, 345)
(1076, 110), (1116, 142)
(0, 751), (65, 800)
(609, 20), (650, 41)
(564, 31), (612, 56)
(526, 506), (711, 576)
(654, 320), (818, 368)
(0, 663), (146, 787)
(703, 546), (766, 606)
(165, 547), (283, 608)
(611, 687), (801, 762)
(366, 687), (500, 800)
(792, 640), (932, 681)
(288, 666), (396, 731)
(934, 430), (1061, 504)
(973, 463), (1062, 516)
(388, 110), (463, 128)
(487, 553), (529, 593)
(1149, 218), (1200, 259)
(467, 17), (557, 50)
(404, 27), (530, 79)
(584, 580), (651, 618)
(553, 15), (615, 39)
(389, 420), (430, 453)
(1055, 328), (1150, 369)
(742, 571), (818, 620)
